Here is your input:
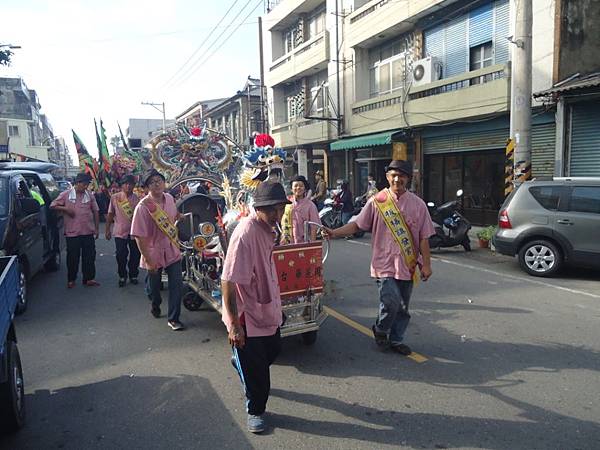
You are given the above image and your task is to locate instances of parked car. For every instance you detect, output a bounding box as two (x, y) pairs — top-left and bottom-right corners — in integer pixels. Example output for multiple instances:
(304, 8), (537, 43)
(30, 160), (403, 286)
(493, 177), (600, 277)
(0, 162), (61, 201)
(0, 256), (26, 433)
(0, 170), (64, 312)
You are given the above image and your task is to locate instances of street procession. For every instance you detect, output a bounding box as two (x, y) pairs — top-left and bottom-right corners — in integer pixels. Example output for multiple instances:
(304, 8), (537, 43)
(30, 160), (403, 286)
(2, 0), (600, 448)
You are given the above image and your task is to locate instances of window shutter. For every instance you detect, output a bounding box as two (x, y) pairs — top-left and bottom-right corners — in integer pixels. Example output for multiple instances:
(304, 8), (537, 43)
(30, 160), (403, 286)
(494, 0), (510, 64)
(469, 3), (493, 47)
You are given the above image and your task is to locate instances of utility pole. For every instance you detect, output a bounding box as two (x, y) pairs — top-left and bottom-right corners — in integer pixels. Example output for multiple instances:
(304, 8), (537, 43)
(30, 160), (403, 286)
(509, 0), (533, 183)
(258, 16), (268, 133)
(141, 101), (167, 132)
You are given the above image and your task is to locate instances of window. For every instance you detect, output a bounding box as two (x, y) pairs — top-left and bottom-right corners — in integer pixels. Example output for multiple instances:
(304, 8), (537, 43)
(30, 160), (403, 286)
(569, 187), (600, 214)
(9, 125), (19, 137)
(470, 41), (493, 84)
(368, 38), (408, 98)
(307, 71), (328, 115)
(306, 6), (325, 40)
(529, 186), (564, 210)
(284, 83), (305, 122)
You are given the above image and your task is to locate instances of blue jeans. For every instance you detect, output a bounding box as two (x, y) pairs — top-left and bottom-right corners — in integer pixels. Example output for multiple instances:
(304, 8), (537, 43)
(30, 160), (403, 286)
(341, 211), (353, 225)
(375, 278), (413, 346)
(147, 259), (183, 322)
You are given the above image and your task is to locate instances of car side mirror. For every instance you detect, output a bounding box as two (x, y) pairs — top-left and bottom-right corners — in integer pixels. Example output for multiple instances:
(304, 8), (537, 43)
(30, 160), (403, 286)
(20, 197), (41, 215)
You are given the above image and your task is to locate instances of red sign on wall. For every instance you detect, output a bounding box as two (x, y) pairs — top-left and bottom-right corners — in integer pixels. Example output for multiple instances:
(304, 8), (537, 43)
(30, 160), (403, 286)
(273, 241), (324, 299)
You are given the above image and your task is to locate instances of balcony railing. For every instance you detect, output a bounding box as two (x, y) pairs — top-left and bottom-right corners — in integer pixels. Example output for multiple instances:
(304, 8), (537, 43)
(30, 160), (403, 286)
(350, 0), (391, 24)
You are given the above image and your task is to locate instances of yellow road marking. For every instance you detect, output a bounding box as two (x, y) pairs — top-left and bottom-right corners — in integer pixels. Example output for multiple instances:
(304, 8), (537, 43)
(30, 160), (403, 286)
(323, 306), (428, 363)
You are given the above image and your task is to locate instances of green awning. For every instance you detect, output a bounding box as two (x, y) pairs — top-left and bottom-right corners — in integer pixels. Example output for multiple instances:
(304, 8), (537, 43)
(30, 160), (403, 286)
(330, 131), (397, 151)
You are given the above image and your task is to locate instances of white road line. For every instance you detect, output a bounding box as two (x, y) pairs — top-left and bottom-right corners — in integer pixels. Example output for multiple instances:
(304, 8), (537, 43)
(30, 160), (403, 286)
(346, 239), (370, 247)
(433, 256), (600, 300)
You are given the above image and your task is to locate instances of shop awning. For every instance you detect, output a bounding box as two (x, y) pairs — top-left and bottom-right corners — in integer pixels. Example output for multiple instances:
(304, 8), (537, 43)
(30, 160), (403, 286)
(330, 130), (399, 151)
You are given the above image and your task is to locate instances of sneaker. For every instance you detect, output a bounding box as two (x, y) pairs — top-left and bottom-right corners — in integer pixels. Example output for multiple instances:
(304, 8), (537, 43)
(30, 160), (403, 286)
(130, 277), (139, 285)
(390, 343), (412, 356)
(168, 320), (185, 331)
(372, 325), (388, 347)
(118, 278), (126, 287)
(247, 414), (265, 433)
(151, 306), (161, 318)
(83, 280), (100, 287)
(67, 281), (76, 289)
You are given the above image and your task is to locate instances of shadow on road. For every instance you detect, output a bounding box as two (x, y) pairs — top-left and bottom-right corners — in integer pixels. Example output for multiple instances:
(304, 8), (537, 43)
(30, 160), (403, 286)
(269, 387), (600, 449)
(0, 375), (250, 450)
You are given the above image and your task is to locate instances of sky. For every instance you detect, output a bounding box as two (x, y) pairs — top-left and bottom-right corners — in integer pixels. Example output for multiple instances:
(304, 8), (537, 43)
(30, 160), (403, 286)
(2, 0), (267, 160)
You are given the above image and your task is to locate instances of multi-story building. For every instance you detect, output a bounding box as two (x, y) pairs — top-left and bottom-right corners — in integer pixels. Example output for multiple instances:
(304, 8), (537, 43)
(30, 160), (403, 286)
(533, 0), (600, 178)
(176, 97), (227, 129)
(177, 78), (263, 148)
(263, 0), (558, 224)
(126, 118), (176, 150)
(0, 77), (50, 161)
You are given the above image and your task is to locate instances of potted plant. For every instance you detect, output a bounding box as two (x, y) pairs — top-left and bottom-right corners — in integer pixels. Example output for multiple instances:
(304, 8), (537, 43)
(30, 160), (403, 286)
(476, 226), (496, 248)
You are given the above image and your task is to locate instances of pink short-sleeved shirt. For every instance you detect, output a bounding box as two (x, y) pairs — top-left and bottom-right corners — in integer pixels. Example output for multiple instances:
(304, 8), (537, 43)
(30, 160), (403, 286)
(221, 213), (282, 337)
(108, 192), (139, 239)
(130, 193), (181, 269)
(355, 189), (435, 280)
(291, 196), (321, 244)
(50, 189), (99, 237)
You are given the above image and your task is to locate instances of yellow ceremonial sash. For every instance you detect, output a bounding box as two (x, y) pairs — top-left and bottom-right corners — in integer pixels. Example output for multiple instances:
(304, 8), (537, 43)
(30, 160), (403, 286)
(374, 189), (419, 283)
(281, 203), (293, 244)
(144, 198), (180, 249)
(117, 193), (134, 221)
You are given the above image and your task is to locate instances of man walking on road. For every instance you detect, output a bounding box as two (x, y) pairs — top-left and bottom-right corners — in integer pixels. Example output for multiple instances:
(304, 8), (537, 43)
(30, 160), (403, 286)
(105, 175), (141, 287)
(50, 172), (100, 288)
(311, 170), (327, 210)
(324, 160), (435, 355)
(131, 169), (185, 331)
(221, 182), (289, 434)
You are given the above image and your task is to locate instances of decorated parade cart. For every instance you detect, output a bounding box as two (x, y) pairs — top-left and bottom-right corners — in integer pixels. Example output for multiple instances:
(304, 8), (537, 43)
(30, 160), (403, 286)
(146, 124), (328, 344)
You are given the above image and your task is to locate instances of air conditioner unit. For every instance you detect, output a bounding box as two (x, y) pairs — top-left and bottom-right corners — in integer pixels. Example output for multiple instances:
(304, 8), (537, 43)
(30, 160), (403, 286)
(412, 57), (441, 87)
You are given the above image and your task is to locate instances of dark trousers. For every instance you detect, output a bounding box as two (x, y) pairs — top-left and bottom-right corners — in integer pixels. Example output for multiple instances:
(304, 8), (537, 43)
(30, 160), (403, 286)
(66, 235), (96, 282)
(147, 260), (182, 322)
(232, 328), (281, 416)
(114, 236), (141, 279)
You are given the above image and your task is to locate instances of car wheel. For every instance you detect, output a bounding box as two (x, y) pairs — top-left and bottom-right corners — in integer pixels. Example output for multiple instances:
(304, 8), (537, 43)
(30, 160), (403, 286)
(518, 240), (562, 277)
(0, 341), (26, 433)
(15, 269), (27, 315)
(44, 251), (61, 272)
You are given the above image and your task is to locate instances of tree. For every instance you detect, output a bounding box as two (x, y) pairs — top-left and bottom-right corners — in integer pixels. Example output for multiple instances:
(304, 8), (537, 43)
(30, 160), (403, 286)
(109, 135), (120, 153)
(0, 49), (13, 66)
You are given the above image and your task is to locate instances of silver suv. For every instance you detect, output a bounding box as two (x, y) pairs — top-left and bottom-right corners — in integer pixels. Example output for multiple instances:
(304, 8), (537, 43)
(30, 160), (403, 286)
(493, 177), (600, 277)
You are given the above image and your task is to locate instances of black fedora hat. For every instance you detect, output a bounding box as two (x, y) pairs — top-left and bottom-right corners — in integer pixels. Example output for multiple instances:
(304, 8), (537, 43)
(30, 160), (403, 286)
(253, 182), (291, 207)
(119, 174), (136, 186)
(141, 169), (165, 187)
(385, 160), (412, 176)
(74, 172), (92, 184)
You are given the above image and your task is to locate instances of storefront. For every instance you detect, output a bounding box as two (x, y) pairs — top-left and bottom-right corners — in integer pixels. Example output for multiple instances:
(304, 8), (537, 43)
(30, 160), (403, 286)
(329, 130), (411, 194)
(422, 115), (556, 225)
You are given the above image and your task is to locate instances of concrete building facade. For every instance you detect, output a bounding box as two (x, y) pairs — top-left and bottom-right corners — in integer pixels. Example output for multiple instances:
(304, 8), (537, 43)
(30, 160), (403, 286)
(126, 118), (176, 150)
(0, 77), (51, 161)
(262, 0), (557, 224)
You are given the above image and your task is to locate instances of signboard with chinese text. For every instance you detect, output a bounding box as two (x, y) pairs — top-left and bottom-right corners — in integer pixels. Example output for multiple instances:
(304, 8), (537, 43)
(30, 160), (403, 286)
(273, 241), (323, 299)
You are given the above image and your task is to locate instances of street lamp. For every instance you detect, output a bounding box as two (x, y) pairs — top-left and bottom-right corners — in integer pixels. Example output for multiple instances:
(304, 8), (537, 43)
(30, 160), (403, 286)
(141, 101), (166, 132)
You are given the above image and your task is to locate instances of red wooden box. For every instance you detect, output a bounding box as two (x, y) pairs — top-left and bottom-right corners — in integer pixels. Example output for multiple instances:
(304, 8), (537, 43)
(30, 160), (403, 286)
(273, 241), (324, 299)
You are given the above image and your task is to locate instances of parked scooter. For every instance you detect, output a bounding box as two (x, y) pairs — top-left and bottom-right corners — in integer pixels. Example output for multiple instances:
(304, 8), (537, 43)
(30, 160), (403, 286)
(427, 189), (472, 251)
(319, 194), (365, 238)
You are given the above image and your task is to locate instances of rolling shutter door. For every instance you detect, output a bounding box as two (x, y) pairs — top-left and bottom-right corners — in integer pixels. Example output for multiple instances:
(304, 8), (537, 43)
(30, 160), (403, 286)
(531, 123), (556, 178)
(423, 128), (508, 154)
(569, 103), (600, 176)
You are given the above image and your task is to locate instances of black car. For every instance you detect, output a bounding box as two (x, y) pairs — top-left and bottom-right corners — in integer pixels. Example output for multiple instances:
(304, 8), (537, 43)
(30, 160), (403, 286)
(0, 170), (64, 313)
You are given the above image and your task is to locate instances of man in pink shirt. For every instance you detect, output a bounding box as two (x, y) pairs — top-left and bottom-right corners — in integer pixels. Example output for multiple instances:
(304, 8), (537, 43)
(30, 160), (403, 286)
(105, 175), (141, 287)
(325, 160), (434, 356)
(222, 181), (289, 434)
(131, 169), (184, 331)
(50, 172), (100, 288)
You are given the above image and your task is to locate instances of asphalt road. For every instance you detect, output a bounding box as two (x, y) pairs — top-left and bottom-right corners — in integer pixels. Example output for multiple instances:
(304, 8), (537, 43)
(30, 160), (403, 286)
(2, 230), (599, 449)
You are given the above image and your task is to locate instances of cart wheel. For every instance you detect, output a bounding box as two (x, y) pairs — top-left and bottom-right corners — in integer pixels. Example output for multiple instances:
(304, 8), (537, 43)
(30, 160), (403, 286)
(0, 341), (25, 433)
(183, 291), (204, 311)
(301, 331), (318, 346)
